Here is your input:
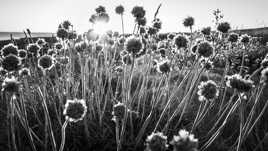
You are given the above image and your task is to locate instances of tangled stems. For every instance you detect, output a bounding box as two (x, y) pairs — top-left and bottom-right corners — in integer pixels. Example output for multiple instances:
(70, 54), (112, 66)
(59, 119), (69, 151)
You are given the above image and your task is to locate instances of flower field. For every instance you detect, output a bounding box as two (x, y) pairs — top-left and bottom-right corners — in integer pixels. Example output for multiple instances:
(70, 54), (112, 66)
(0, 5), (268, 151)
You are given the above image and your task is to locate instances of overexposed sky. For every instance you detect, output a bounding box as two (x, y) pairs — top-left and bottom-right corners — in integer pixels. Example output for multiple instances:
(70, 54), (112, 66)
(0, 0), (267, 34)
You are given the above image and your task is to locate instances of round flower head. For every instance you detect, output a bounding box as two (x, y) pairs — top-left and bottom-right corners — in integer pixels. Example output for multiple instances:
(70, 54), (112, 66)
(38, 55), (55, 72)
(153, 18), (162, 30)
(217, 22), (231, 33)
(146, 132), (168, 151)
(260, 68), (268, 85)
(95, 5), (106, 13)
(240, 34), (250, 44)
(136, 17), (147, 26)
(112, 102), (127, 120)
(2, 54), (21, 72)
(197, 80), (219, 101)
(1, 76), (20, 93)
(63, 99), (87, 123)
(57, 28), (68, 39)
(36, 38), (46, 46)
(174, 35), (188, 49)
(55, 42), (63, 50)
(170, 129), (198, 151)
(228, 33), (239, 43)
(62, 20), (72, 30)
(18, 49), (27, 59)
(1, 43), (18, 57)
(157, 60), (171, 74)
(201, 27), (211, 36)
(183, 16), (195, 28)
(115, 5), (124, 14)
(131, 6), (146, 18)
(197, 41), (214, 58)
(125, 36), (142, 54)
(27, 43), (40, 57)
(226, 74), (254, 92)
(19, 67), (31, 77)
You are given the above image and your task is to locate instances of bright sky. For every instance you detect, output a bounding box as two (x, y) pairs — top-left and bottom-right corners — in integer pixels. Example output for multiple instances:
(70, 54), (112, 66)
(0, 0), (267, 34)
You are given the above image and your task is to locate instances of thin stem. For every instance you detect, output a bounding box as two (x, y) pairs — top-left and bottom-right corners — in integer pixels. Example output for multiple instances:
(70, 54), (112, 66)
(59, 119), (69, 151)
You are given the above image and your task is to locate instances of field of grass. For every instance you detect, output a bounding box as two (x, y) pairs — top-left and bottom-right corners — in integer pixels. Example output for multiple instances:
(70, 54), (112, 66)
(0, 5), (268, 151)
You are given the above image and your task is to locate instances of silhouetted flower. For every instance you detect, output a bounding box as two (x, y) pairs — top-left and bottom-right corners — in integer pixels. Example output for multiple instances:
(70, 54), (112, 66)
(201, 27), (211, 35)
(125, 36), (142, 54)
(136, 17), (147, 26)
(57, 28), (69, 39)
(183, 16), (195, 28)
(131, 6), (146, 18)
(115, 5), (124, 14)
(1, 43), (18, 57)
(197, 80), (219, 101)
(55, 43), (63, 50)
(157, 60), (171, 74)
(197, 42), (214, 58)
(38, 55), (55, 72)
(170, 129), (198, 151)
(27, 43), (40, 56)
(174, 35), (188, 49)
(63, 98), (87, 123)
(2, 54), (21, 72)
(226, 74), (254, 92)
(36, 38), (46, 46)
(240, 34), (250, 44)
(62, 20), (72, 30)
(1, 76), (20, 93)
(228, 33), (239, 43)
(217, 22), (231, 33)
(146, 132), (168, 151)
(95, 5), (106, 13)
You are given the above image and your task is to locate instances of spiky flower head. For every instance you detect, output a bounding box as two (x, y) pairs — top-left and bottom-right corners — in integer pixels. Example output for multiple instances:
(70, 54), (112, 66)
(197, 41), (214, 58)
(170, 129), (198, 151)
(174, 35), (188, 49)
(125, 36), (143, 54)
(226, 74), (254, 92)
(157, 60), (171, 74)
(1, 43), (18, 57)
(146, 132), (168, 151)
(136, 17), (147, 26)
(228, 33), (239, 43)
(1, 76), (20, 93)
(38, 55), (55, 72)
(27, 43), (40, 56)
(63, 98), (87, 123)
(201, 27), (211, 36)
(95, 5), (106, 13)
(240, 34), (250, 44)
(183, 16), (195, 28)
(131, 6), (146, 18)
(2, 54), (21, 72)
(217, 22), (231, 33)
(197, 80), (219, 101)
(62, 20), (72, 30)
(57, 28), (69, 39)
(36, 38), (46, 46)
(112, 102), (127, 120)
(19, 68), (31, 77)
(260, 68), (268, 85)
(115, 5), (124, 15)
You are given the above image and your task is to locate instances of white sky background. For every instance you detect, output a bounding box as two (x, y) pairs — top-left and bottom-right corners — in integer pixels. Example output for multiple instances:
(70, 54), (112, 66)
(0, 0), (267, 34)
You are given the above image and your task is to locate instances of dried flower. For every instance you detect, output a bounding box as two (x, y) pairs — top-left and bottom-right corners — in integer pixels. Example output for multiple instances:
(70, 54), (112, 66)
(38, 55), (55, 71)
(18, 49), (27, 59)
(62, 20), (72, 30)
(240, 34), (250, 44)
(136, 17), (147, 26)
(131, 6), (146, 18)
(1, 43), (18, 57)
(170, 129), (198, 151)
(95, 5), (106, 13)
(201, 27), (211, 36)
(217, 22), (231, 33)
(226, 74), (254, 92)
(63, 99), (87, 123)
(228, 33), (239, 43)
(157, 60), (171, 74)
(36, 38), (46, 46)
(115, 5), (124, 15)
(27, 43), (40, 56)
(197, 80), (219, 101)
(197, 42), (214, 58)
(146, 132), (168, 151)
(57, 28), (69, 39)
(174, 35), (188, 49)
(183, 16), (195, 28)
(2, 54), (21, 72)
(125, 36), (142, 54)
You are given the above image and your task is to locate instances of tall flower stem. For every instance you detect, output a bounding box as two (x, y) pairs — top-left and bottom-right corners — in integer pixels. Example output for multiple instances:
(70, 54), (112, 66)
(121, 14), (125, 36)
(59, 119), (69, 151)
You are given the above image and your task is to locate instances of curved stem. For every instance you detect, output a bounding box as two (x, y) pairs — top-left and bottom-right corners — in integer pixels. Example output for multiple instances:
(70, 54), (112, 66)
(59, 119), (69, 151)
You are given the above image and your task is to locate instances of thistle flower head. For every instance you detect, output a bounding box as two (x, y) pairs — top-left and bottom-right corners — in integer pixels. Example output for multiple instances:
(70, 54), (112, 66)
(38, 55), (55, 72)
(131, 6), (146, 18)
(19, 68), (31, 77)
(226, 74), (254, 92)
(1, 43), (18, 57)
(63, 98), (87, 123)
(170, 129), (198, 151)
(36, 38), (46, 46)
(240, 34), (250, 44)
(228, 33), (239, 43)
(197, 80), (219, 101)
(146, 132), (168, 151)
(174, 35), (188, 49)
(18, 49), (27, 59)
(197, 41), (214, 58)
(115, 5), (124, 14)
(260, 68), (268, 85)
(183, 16), (195, 28)
(62, 20), (72, 30)
(27, 43), (40, 56)
(125, 36), (143, 54)
(95, 5), (106, 13)
(2, 54), (21, 72)
(201, 27), (211, 35)
(157, 60), (171, 74)
(112, 102), (126, 120)
(1, 76), (20, 93)
(217, 22), (231, 33)
(57, 28), (69, 39)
